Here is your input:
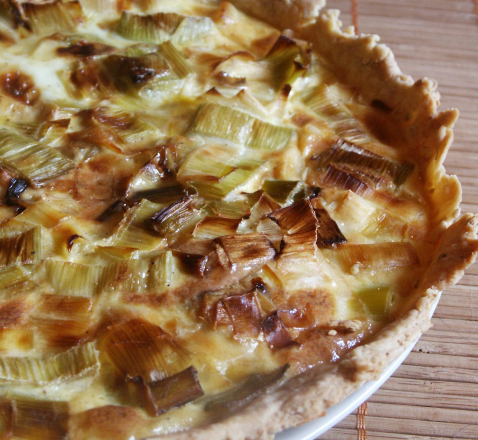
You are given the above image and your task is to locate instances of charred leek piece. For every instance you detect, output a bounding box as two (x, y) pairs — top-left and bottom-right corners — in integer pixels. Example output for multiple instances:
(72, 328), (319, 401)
(44, 260), (113, 296)
(214, 292), (263, 337)
(136, 366), (204, 416)
(263, 311), (296, 350)
(3, 397), (69, 440)
(0, 342), (99, 384)
(213, 233), (276, 270)
(189, 103), (293, 150)
(261, 180), (304, 205)
(150, 196), (201, 240)
(0, 128), (76, 185)
(131, 185), (188, 205)
(0, 265), (37, 295)
(315, 139), (414, 186)
(0, 226), (42, 268)
(303, 84), (371, 144)
(158, 41), (193, 78)
(355, 286), (393, 321)
(313, 206), (346, 248)
(205, 364), (289, 413)
(23, 1), (80, 35)
(112, 199), (166, 251)
(336, 242), (419, 273)
(102, 318), (191, 382)
(193, 217), (240, 239)
(116, 11), (184, 43)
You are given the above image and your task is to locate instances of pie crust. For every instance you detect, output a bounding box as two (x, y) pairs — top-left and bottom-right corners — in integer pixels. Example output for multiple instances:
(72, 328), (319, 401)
(0, 2), (476, 440)
(158, 3), (478, 439)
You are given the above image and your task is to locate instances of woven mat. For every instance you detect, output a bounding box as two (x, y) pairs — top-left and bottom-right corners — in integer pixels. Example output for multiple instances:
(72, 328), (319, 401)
(318, 1), (478, 439)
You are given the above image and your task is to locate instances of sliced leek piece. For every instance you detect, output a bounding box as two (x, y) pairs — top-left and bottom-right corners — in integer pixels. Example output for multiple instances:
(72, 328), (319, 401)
(170, 16), (213, 45)
(150, 196), (202, 241)
(131, 185), (188, 205)
(336, 242), (419, 274)
(205, 364), (289, 413)
(8, 200), (69, 228)
(218, 291), (262, 337)
(261, 180), (304, 205)
(262, 311), (296, 349)
(23, 1), (80, 35)
(355, 286), (393, 321)
(189, 103), (293, 150)
(315, 139), (414, 186)
(213, 233), (276, 270)
(312, 204), (346, 248)
(0, 265), (37, 295)
(237, 192), (280, 234)
(113, 252), (174, 294)
(0, 342), (99, 384)
(206, 199), (251, 219)
(102, 318), (191, 382)
(302, 84), (371, 145)
(0, 226), (42, 268)
(0, 128), (76, 186)
(111, 199), (166, 251)
(158, 41), (194, 78)
(136, 366), (204, 416)
(44, 260), (114, 296)
(2, 397), (70, 440)
(116, 11), (183, 43)
(193, 216), (240, 239)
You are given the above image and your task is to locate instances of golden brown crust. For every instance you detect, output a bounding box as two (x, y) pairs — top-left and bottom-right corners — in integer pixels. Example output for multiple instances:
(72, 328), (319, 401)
(157, 5), (478, 440)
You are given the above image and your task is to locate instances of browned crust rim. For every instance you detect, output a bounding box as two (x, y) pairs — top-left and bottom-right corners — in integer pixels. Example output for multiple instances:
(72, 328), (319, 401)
(154, 3), (478, 440)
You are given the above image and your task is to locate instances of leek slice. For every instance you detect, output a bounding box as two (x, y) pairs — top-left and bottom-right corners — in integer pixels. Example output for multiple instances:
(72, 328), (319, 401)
(44, 260), (116, 296)
(218, 291), (262, 338)
(23, 1), (80, 35)
(193, 217), (240, 239)
(137, 366), (204, 416)
(0, 342), (99, 384)
(111, 199), (166, 251)
(116, 11), (183, 43)
(336, 242), (419, 273)
(263, 311), (296, 350)
(0, 265), (37, 295)
(237, 192), (280, 234)
(102, 318), (191, 382)
(315, 139), (414, 186)
(303, 84), (371, 145)
(1, 397), (69, 440)
(206, 199), (251, 219)
(189, 103), (293, 150)
(113, 252), (174, 294)
(261, 180), (304, 205)
(0, 226), (42, 268)
(117, 11), (213, 45)
(158, 41), (194, 78)
(8, 200), (69, 228)
(0, 128), (76, 186)
(355, 286), (393, 321)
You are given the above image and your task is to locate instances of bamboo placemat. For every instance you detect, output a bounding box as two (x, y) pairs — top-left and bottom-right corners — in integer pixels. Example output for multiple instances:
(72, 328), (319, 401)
(318, 0), (478, 439)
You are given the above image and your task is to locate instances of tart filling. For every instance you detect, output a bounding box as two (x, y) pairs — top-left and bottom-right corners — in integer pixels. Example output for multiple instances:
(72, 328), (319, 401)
(0, 1), (476, 439)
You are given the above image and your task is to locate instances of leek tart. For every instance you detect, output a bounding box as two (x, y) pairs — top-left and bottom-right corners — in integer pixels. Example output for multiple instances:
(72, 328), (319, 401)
(0, 0), (476, 439)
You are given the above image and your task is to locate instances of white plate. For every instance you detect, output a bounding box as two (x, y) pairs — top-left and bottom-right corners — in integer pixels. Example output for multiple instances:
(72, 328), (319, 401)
(275, 294), (441, 440)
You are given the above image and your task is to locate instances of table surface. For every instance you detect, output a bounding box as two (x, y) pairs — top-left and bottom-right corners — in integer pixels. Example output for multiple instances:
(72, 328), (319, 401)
(317, 1), (478, 439)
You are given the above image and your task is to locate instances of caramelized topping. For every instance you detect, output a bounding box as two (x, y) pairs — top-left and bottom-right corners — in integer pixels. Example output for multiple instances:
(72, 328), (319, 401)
(1, 71), (40, 105)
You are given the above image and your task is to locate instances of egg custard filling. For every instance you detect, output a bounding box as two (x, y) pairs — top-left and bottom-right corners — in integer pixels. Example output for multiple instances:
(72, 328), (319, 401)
(0, 1), (476, 439)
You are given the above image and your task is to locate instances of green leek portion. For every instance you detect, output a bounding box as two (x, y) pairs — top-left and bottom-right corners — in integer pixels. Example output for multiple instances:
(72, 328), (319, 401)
(158, 41), (194, 78)
(0, 128), (76, 186)
(261, 180), (304, 205)
(189, 103), (293, 150)
(0, 265), (37, 296)
(0, 342), (99, 384)
(0, 226), (42, 268)
(355, 286), (392, 321)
